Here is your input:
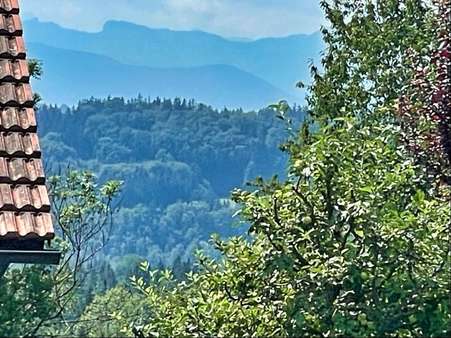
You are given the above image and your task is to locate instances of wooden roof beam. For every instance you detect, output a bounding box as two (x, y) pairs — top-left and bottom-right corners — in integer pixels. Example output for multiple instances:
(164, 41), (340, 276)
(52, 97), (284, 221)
(0, 249), (61, 278)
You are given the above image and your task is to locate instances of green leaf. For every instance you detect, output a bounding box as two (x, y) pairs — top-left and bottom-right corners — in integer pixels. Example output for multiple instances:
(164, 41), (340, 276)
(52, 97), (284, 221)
(355, 229), (364, 238)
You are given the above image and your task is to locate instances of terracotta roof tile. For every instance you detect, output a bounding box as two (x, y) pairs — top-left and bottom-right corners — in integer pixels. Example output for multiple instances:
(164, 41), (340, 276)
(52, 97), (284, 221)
(0, 13), (21, 36)
(0, 83), (33, 106)
(0, 211), (53, 239)
(0, 131), (41, 157)
(0, 35), (25, 59)
(0, 0), (54, 241)
(0, 184), (50, 211)
(0, 1), (19, 15)
(0, 157), (45, 184)
(0, 107), (36, 132)
(0, 59), (29, 82)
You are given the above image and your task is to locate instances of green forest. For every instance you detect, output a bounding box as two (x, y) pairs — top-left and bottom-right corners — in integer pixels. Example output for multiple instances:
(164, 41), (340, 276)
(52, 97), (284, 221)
(1, 0), (450, 337)
(38, 97), (304, 265)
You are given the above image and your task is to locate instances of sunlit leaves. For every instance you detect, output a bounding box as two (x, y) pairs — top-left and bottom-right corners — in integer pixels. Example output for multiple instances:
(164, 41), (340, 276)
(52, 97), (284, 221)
(109, 1), (450, 337)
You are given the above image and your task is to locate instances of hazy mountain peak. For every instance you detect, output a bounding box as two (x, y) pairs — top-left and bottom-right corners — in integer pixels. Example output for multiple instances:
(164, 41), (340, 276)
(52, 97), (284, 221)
(23, 18), (323, 108)
(100, 19), (233, 45)
(102, 20), (163, 33)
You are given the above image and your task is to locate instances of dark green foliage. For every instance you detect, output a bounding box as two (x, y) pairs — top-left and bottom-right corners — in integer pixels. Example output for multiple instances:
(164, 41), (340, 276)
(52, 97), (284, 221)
(28, 58), (43, 79)
(0, 171), (121, 337)
(101, 1), (450, 337)
(38, 97), (304, 264)
(5, 2), (449, 336)
(0, 266), (55, 336)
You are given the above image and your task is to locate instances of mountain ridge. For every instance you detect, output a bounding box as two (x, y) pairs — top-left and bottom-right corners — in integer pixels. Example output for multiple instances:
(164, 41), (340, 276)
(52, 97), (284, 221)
(24, 18), (323, 103)
(28, 42), (293, 109)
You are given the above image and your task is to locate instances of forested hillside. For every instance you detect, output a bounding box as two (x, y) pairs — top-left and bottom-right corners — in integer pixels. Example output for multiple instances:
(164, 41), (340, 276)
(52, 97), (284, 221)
(38, 97), (304, 264)
(2, 1), (450, 337)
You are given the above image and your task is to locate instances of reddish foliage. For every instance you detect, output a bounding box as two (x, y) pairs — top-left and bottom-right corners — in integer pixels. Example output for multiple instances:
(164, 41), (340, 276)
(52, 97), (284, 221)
(397, 0), (451, 185)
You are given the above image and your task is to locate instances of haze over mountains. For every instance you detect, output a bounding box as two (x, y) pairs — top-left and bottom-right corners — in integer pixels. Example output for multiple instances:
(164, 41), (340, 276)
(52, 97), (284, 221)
(24, 19), (323, 109)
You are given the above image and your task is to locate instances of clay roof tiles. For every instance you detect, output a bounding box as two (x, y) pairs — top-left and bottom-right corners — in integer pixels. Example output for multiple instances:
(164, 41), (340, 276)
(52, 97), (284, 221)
(0, 36), (25, 59)
(0, 1), (19, 15)
(0, 59), (30, 82)
(0, 107), (36, 131)
(0, 0), (54, 241)
(0, 13), (22, 36)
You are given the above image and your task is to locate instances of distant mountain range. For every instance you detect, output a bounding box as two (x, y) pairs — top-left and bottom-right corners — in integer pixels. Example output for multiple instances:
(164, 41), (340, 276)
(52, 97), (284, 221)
(28, 43), (291, 109)
(24, 19), (323, 109)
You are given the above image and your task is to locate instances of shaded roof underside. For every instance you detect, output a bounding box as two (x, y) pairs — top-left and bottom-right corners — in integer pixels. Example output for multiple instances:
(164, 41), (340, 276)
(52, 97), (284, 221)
(0, 0), (54, 240)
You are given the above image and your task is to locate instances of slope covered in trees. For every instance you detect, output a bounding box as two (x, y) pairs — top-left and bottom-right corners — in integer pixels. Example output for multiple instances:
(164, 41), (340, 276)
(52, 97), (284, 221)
(1, 0), (449, 337)
(75, 1), (450, 337)
(38, 98), (304, 264)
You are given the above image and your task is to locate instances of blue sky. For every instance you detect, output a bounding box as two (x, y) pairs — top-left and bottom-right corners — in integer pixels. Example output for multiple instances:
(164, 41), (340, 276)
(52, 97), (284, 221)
(20, 0), (325, 39)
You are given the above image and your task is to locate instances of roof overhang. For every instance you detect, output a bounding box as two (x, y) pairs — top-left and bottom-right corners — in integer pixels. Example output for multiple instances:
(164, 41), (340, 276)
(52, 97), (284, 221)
(0, 249), (61, 277)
